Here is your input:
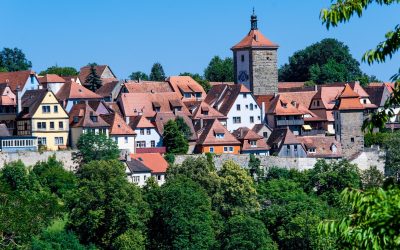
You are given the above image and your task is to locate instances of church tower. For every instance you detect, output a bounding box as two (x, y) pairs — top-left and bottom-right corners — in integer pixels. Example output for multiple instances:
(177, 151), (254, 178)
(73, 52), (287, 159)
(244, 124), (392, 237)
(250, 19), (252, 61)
(231, 10), (279, 95)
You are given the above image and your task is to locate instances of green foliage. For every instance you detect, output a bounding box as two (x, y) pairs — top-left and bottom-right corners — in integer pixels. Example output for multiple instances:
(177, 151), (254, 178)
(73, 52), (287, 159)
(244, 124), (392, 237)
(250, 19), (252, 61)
(216, 160), (259, 217)
(279, 38), (370, 84)
(31, 230), (94, 250)
(364, 131), (390, 147)
(0, 47), (32, 72)
(32, 155), (76, 198)
(162, 119), (189, 154)
(319, 187), (400, 250)
(222, 215), (277, 250)
(306, 160), (361, 205)
(382, 131), (400, 176)
(175, 116), (192, 139)
(129, 71), (149, 81)
(361, 166), (384, 190)
(39, 66), (79, 76)
(248, 154), (262, 179)
(164, 153), (175, 165)
(67, 160), (149, 249)
(74, 132), (120, 164)
(204, 56), (234, 82)
(84, 65), (102, 92)
(149, 62), (165, 81)
(155, 177), (216, 249)
(179, 72), (211, 92)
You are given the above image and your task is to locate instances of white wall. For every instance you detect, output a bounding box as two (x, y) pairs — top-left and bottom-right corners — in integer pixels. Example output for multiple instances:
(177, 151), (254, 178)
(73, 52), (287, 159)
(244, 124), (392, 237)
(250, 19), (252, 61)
(47, 82), (64, 95)
(127, 172), (151, 187)
(22, 75), (40, 96)
(226, 93), (262, 131)
(152, 173), (166, 185)
(134, 128), (162, 148)
(112, 135), (135, 153)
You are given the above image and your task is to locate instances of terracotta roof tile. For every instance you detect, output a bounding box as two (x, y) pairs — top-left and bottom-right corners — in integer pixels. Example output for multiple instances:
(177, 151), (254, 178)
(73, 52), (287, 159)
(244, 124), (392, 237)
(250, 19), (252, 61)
(96, 80), (120, 98)
(267, 95), (305, 116)
(335, 84), (364, 110)
(0, 70), (37, 92)
(197, 119), (240, 146)
(38, 74), (66, 83)
(232, 29), (278, 49)
(297, 136), (342, 158)
(131, 153), (168, 173)
(184, 100), (227, 120)
(56, 81), (102, 101)
(167, 76), (206, 99)
(129, 115), (155, 129)
(124, 81), (173, 93)
(100, 113), (135, 135)
(204, 84), (251, 115)
(69, 102), (110, 128)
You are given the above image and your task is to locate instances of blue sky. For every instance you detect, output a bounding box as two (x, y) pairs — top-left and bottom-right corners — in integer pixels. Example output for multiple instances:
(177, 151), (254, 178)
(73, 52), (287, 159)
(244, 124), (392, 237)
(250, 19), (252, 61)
(0, 0), (399, 81)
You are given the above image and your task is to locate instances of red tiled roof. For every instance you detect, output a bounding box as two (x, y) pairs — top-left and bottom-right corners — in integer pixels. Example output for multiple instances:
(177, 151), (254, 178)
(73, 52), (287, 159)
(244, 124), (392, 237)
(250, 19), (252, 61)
(267, 95), (305, 116)
(0, 70), (36, 92)
(297, 135), (342, 158)
(38, 74), (66, 83)
(184, 100), (227, 120)
(335, 84), (364, 110)
(197, 119), (240, 146)
(69, 103), (110, 128)
(56, 81), (102, 101)
(205, 84), (252, 115)
(96, 80), (120, 97)
(124, 81), (173, 93)
(278, 82), (305, 89)
(129, 115), (155, 129)
(167, 76), (206, 98)
(131, 153), (168, 173)
(232, 29), (278, 50)
(100, 113), (135, 135)
(232, 127), (270, 151)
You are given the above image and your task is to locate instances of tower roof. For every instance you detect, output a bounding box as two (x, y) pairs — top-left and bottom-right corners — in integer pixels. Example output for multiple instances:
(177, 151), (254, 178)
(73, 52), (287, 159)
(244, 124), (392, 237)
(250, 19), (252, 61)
(231, 10), (278, 50)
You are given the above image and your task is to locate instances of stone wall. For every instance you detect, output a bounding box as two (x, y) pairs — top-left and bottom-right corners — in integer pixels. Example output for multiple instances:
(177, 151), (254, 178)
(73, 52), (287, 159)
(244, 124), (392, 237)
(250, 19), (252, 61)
(338, 111), (364, 158)
(251, 49), (278, 95)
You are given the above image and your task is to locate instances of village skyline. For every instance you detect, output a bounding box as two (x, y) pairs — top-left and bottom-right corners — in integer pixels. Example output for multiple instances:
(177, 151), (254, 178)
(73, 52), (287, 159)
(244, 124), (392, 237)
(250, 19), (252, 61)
(0, 0), (399, 81)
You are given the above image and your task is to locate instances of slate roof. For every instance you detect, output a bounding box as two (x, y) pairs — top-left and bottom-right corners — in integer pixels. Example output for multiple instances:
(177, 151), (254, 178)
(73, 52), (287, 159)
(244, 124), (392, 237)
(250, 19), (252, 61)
(0, 70), (36, 92)
(100, 113), (136, 136)
(69, 103), (110, 128)
(204, 84), (251, 115)
(232, 29), (279, 49)
(126, 159), (152, 173)
(131, 153), (168, 173)
(56, 81), (102, 101)
(197, 119), (240, 146)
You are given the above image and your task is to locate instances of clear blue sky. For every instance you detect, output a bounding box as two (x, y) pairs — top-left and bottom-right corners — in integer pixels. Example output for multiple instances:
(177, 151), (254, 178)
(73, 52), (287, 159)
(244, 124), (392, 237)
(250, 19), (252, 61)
(1, 0), (399, 81)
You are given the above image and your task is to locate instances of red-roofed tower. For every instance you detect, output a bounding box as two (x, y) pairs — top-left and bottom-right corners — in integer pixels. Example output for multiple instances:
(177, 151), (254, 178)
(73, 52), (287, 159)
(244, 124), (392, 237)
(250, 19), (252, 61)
(231, 9), (279, 95)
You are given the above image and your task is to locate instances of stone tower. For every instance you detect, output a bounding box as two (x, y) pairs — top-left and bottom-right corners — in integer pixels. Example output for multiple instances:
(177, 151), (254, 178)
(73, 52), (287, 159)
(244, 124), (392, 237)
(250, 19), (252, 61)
(334, 84), (365, 158)
(231, 10), (279, 95)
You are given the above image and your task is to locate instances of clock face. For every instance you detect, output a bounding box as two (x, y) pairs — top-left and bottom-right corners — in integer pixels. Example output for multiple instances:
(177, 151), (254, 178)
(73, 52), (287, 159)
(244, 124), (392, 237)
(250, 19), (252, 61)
(238, 71), (249, 82)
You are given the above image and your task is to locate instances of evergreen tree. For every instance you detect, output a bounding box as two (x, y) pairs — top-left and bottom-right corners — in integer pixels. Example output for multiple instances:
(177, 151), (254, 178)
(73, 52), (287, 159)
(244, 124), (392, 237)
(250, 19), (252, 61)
(149, 62), (165, 81)
(175, 116), (192, 140)
(162, 120), (188, 154)
(84, 65), (102, 92)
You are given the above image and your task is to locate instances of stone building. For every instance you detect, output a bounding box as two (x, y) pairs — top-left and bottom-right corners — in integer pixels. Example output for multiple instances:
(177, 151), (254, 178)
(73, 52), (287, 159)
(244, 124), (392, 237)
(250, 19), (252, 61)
(231, 10), (279, 95)
(333, 84), (365, 158)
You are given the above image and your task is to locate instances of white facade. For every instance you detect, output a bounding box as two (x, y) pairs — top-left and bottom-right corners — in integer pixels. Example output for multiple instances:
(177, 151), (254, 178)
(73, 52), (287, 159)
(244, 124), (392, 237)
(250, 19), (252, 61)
(152, 173), (166, 185)
(235, 50), (251, 90)
(47, 82), (64, 95)
(226, 93), (262, 131)
(112, 135), (135, 153)
(126, 167), (151, 187)
(21, 75), (40, 96)
(134, 128), (162, 148)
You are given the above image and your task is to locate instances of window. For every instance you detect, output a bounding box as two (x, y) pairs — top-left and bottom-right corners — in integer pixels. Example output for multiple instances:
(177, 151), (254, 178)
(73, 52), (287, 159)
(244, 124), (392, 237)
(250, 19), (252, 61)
(250, 140), (257, 147)
(209, 147), (214, 153)
(250, 104), (254, 110)
(229, 146), (233, 152)
(59, 121), (63, 129)
(255, 105), (258, 109)
(294, 145), (298, 151)
(258, 116), (261, 121)
(38, 137), (47, 145)
(184, 93), (191, 98)
(195, 93), (201, 98)
(133, 176), (140, 183)
(146, 129), (151, 135)
(140, 129), (144, 135)
(308, 148), (316, 153)
(224, 146), (228, 152)
(151, 140), (156, 147)
(73, 116), (79, 123)
(263, 132), (268, 138)
(363, 99), (367, 104)
(90, 116), (98, 122)
(157, 175), (162, 181)
(37, 122), (46, 130)
(245, 105), (249, 109)
(236, 104), (241, 111)
(55, 137), (64, 145)
(243, 93), (247, 98)
(124, 137), (128, 143)
(114, 137), (118, 142)
(250, 116), (254, 123)
(216, 133), (225, 139)
(316, 100), (320, 106)
(233, 117), (241, 124)
(136, 141), (146, 148)
(99, 129), (107, 135)
(50, 122), (54, 130)
(54, 105), (58, 113)
(351, 137), (355, 143)
(42, 106), (50, 113)
(241, 54), (245, 62)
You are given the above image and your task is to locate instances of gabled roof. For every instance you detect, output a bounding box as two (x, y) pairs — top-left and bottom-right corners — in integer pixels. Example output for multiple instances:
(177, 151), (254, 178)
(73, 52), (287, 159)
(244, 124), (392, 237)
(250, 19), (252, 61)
(0, 70), (36, 92)
(167, 76), (206, 97)
(267, 95), (304, 116)
(153, 112), (197, 141)
(252, 123), (272, 133)
(184, 100), (227, 120)
(267, 127), (303, 150)
(100, 113), (136, 136)
(79, 65), (116, 83)
(232, 127), (271, 151)
(56, 81), (102, 101)
(197, 119), (240, 146)
(38, 74), (66, 83)
(126, 159), (152, 174)
(69, 102), (110, 128)
(335, 84), (364, 110)
(131, 153), (168, 173)
(0, 83), (16, 106)
(123, 81), (173, 93)
(204, 84), (252, 115)
(232, 29), (278, 50)
(297, 136), (342, 158)
(96, 80), (120, 98)
(129, 115), (155, 129)
(18, 89), (49, 119)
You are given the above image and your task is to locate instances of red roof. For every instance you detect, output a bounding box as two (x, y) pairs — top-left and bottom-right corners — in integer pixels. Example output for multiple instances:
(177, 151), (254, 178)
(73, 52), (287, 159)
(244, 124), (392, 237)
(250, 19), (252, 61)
(167, 76), (206, 98)
(124, 81), (173, 93)
(38, 74), (66, 83)
(335, 84), (364, 110)
(56, 81), (102, 101)
(131, 153), (168, 173)
(267, 95), (305, 116)
(0, 70), (36, 92)
(197, 119), (240, 146)
(100, 113), (136, 136)
(232, 29), (278, 50)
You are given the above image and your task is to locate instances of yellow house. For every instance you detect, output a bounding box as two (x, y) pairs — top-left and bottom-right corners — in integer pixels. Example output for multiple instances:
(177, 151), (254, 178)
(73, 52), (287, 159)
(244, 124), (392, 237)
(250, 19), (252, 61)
(17, 89), (69, 150)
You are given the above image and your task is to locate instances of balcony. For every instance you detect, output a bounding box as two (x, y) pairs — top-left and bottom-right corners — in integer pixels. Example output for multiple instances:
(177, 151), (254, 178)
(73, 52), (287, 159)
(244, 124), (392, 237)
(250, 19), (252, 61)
(276, 119), (304, 126)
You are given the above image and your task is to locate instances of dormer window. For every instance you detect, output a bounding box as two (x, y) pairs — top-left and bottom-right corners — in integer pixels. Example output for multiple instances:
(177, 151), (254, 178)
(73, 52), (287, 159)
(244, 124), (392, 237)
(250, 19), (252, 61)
(249, 140), (257, 147)
(90, 115), (98, 122)
(184, 93), (191, 98)
(308, 148), (316, 153)
(195, 93), (201, 98)
(73, 116), (79, 123)
(243, 93), (247, 98)
(216, 133), (225, 139)
(282, 103), (287, 108)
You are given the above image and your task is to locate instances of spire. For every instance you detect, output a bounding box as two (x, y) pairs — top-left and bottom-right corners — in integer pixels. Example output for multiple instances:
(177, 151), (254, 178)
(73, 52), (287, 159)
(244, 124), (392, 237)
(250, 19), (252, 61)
(251, 8), (258, 30)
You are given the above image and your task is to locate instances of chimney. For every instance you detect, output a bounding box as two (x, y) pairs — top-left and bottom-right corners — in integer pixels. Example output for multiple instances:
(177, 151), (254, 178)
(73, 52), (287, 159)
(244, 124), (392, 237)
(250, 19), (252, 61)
(16, 85), (22, 114)
(125, 152), (131, 162)
(200, 118), (203, 128)
(125, 116), (130, 124)
(261, 102), (265, 122)
(314, 85), (318, 92)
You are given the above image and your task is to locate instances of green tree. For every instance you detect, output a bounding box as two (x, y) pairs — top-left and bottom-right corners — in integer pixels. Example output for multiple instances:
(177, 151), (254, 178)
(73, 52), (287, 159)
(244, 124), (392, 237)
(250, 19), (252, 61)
(129, 71), (149, 81)
(156, 177), (216, 249)
(222, 215), (277, 250)
(279, 38), (372, 84)
(204, 56), (234, 82)
(306, 160), (361, 206)
(67, 160), (149, 249)
(149, 62), (165, 81)
(382, 132), (400, 176)
(162, 120), (188, 154)
(248, 154), (262, 179)
(74, 132), (120, 164)
(39, 66), (79, 76)
(175, 116), (192, 140)
(31, 230), (94, 250)
(84, 65), (102, 92)
(319, 187), (400, 250)
(361, 166), (384, 190)
(179, 72), (211, 92)
(216, 160), (259, 217)
(164, 153), (175, 165)
(0, 47), (32, 72)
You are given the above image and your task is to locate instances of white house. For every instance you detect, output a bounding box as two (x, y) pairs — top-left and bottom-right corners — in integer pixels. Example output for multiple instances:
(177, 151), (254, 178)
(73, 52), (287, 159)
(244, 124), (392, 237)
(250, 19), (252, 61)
(100, 113), (136, 153)
(129, 115), (162, 149)
(204, 83), (262, 131)
(131, 153), (168, 186)
(125, 158), (152, 187)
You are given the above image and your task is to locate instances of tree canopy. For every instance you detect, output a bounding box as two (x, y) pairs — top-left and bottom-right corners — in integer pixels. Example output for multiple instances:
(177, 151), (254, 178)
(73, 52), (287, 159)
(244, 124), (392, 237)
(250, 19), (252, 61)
(129, 71), (149, 81)
(74, 132), (120, 164)
(39, 66), (79, 76)
(279, 38), (377, 85)
(0, 47), (32, 72)
(204, 56), (234, 82)
(162, 119), (189, 154)
(149, 62), (166, 81)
